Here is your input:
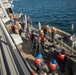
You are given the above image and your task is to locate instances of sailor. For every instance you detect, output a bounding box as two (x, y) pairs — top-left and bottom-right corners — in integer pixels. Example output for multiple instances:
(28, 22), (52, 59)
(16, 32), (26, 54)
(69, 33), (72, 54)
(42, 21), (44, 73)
(18, 20), (25, 30)
(27, 16), (31, 25)
(43, 25), (49, 37)
(51, 27), (56, 43)
(58, 49), (67, 72)
(39, 30), (46, 51)
(14, 25), (19, 34)
(18, 23), (22, 35)
(11, 22), (15, 33)
(35, 54), (45, 74)
(30, 31), (39, 52)
(49, 59), (59, 75)
(13, 15), (17, 20)
(11, 25), (15, 33)
(29, 30), (35, 42)
(16, 21), (22, 35)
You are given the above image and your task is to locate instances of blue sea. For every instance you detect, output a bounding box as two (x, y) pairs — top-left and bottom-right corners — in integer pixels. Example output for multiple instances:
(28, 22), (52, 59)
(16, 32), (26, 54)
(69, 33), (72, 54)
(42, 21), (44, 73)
(13, 0), (76, 34)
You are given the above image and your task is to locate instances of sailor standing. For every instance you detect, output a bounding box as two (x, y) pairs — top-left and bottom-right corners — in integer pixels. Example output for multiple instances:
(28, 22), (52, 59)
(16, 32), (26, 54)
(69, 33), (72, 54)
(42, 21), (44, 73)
(16, 21), (22, 35)
(51, 27), (56, 43)
(57, 49), (67, 73)
(49, 59), (59, 75)
(43, 25), (49, 37)
(29, 30), (35, 42)
(18, 20), (25, 30)
(39, 30), (46, 51)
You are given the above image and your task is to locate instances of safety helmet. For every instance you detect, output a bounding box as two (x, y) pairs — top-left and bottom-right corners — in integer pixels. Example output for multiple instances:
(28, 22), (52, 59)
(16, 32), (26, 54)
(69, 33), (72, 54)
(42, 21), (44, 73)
(31, 30), (34, 33)
(40, 30), (43, 33)
(52, 27), (55, 29)
(61, 49), (65, 53)
(46, 25), (49, 28)
(37, 54), (42, 59)
(52, 59), (57, 64)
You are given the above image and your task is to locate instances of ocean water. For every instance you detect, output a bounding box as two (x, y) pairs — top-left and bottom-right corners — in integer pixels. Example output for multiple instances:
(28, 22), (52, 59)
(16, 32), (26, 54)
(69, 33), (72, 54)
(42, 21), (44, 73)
(13, 0), (76, 34)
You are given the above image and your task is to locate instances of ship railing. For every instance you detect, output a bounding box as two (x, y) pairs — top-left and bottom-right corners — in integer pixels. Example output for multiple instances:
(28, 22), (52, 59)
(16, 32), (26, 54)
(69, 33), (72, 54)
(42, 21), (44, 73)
(54, 28), (76, 55)
(56, 28), (71, 37)
(0, 40), (7, 75)
(55, 38), (76, 54)
(0, 27), (20, 75)
(30, 25), (76, 55)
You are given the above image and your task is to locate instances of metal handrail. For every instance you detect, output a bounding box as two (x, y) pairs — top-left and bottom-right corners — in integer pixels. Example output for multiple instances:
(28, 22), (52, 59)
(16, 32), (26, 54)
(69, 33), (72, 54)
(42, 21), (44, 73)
(29, 25), (76, 54)
(0, 40), (7, 75)
(0, 25), (20, 75)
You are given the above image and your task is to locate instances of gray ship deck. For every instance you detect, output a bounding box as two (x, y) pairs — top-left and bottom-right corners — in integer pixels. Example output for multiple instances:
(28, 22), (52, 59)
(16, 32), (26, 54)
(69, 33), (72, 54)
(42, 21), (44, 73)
(6, 23), (76, 75)
(18, 31), (76, 75)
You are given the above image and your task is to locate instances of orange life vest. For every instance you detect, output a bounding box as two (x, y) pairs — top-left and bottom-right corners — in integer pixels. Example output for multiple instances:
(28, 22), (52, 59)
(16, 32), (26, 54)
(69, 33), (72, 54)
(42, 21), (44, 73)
(14, 25), (18, 30)
(40, 35), (46, 42)
(35, 58), (44, 66)
(29, 33), (34, 38)
(49, 62), (57, 70)
(58, 53), (66, 61)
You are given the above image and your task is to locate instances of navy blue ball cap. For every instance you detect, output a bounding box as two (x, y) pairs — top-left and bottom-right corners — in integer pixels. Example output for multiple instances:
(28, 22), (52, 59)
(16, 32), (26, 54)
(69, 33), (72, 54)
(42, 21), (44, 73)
(61, 49), (65, 53)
